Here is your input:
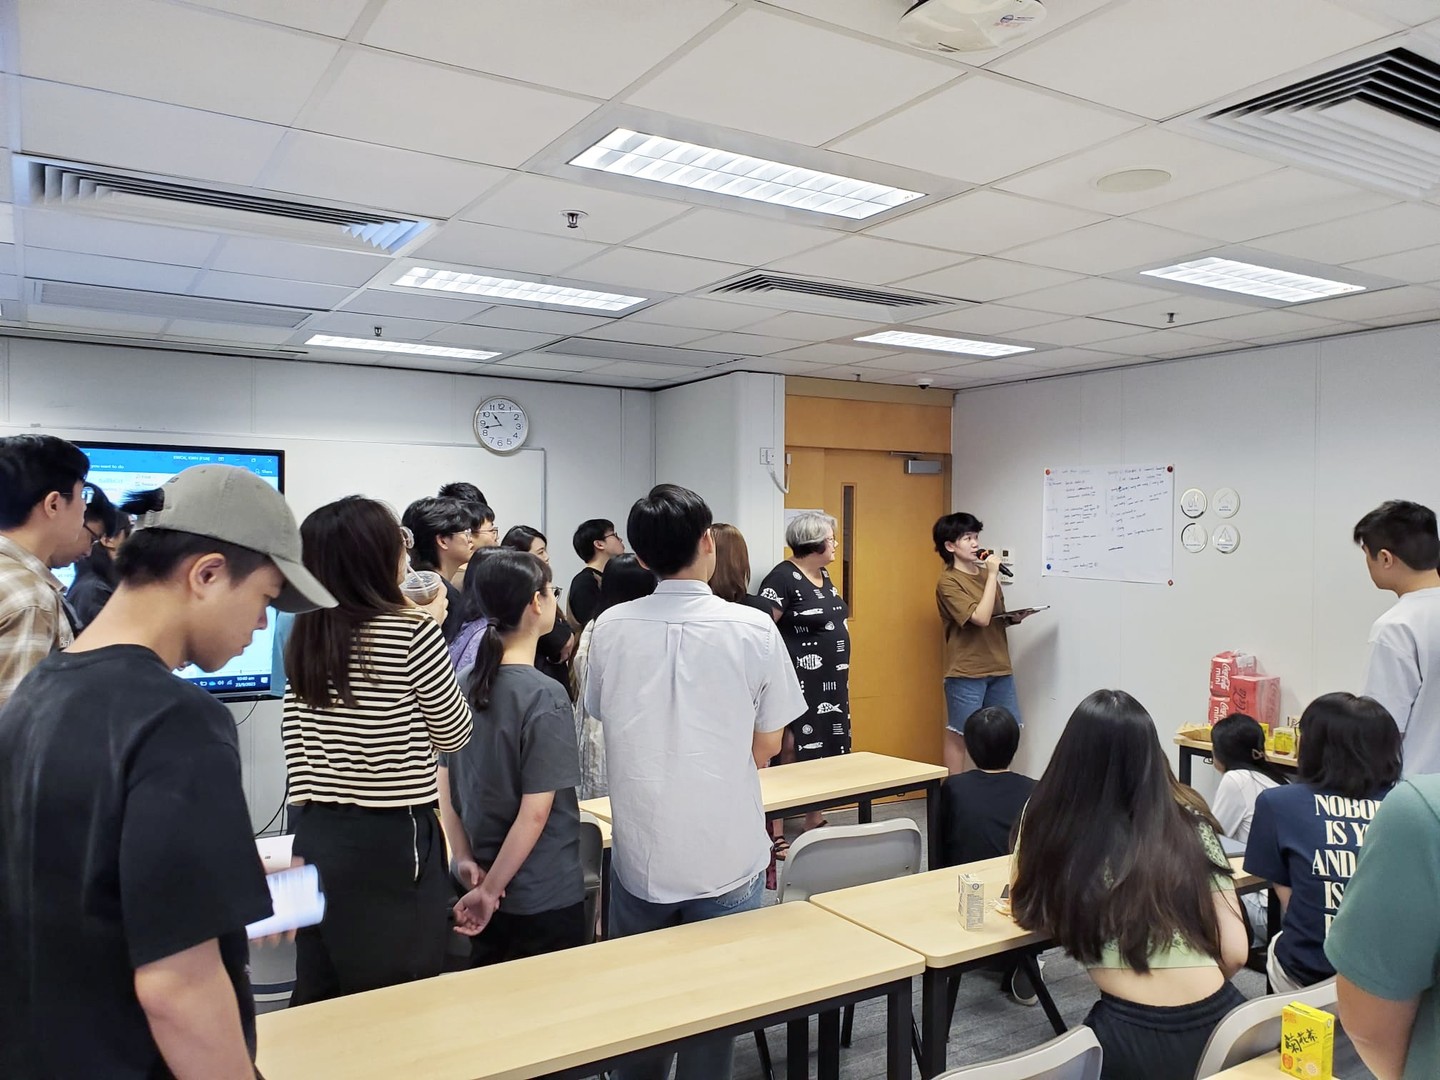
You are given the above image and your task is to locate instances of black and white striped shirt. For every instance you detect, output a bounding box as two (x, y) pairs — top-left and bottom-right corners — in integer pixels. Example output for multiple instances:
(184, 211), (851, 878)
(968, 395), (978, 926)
(283, 611), (472, 808)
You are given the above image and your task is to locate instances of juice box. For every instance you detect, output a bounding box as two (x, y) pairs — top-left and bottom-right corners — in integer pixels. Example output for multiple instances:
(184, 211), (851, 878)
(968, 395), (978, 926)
(1273, 725), (1298, 757)
(1280, 1001), (1333, 1079)
(958, 873), (984, 930)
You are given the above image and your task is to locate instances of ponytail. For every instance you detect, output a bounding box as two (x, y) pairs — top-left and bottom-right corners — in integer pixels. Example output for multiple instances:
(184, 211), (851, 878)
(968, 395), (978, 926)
(463, 549), (552, 712)
(468, 624), (506, 709)
(1211, 713), (1290, 787)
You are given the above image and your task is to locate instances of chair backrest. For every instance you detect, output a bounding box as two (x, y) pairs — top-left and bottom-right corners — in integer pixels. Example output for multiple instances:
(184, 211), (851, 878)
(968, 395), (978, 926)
(578, 811), (604, 945)
(248, 937), (296, 1014)
(777, 819), (923, 903)
(936, 1026), (1102, 1080)
(1193, 977), (1339, 1078)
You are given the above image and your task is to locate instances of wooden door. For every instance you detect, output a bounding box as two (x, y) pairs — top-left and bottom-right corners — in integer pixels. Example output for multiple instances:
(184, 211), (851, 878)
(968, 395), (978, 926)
(784, 447), (948, 764)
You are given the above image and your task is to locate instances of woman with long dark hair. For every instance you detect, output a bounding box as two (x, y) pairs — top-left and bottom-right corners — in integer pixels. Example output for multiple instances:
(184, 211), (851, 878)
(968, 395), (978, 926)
(438, 549), (585, 963)
(501, 525), (574, 692)
(709, 523), (780, 618)
(1210, 713), (1288, 945)
(1245, 692), (1401, 992)
(282, 496), (472, 1004)
(1011, 689), (1249, 1079)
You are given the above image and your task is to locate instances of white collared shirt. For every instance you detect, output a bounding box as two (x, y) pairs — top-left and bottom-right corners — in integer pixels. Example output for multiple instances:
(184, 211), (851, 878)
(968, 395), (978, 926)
(1363, 585), (1440, 775)
(586, 579), (806, 903)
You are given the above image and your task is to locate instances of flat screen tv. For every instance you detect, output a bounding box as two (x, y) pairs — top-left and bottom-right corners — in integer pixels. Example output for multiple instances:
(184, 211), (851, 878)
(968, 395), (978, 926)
(63, 441), (286, 699)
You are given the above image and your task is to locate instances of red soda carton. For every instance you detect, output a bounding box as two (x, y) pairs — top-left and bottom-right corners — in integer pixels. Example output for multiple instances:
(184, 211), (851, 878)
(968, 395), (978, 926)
(1231, 675), (1280, 731)
(1210, 651), (1257, 696)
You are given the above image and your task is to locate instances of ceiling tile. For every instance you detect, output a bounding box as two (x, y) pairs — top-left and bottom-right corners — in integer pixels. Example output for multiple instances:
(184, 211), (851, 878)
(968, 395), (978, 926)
(1248, 321), (1370, 345)
(867, 189), (1103, 255)
(686, 331), (803, 356)
(338, 289), (491, 322)
(22, 210), (221, 267)
(1002, 219), (1213, 274)
(584, 360), (702, 380)
(912, 304), (1062, 335)
(625, 7), (957, 145)
(566, 247), (744, 292)
(20, 80), (285, 187)
(1017, 347), (1138, 370)
(210, 237), (390, 286)
(995, 127), (1281, 215)
(300, 49), (597, 167)
(19, 0), (340, 125)
(1191, 308), (1344, 340)
(855, 351), (961, 373)
(1017, 317), (1150, 346)
(414, 222), (604, 276)
(364, 0), (733, 98)
(1293, 285), (1440, 323)
(25, 306), (169, 335)
(305, 311), (450, 341)
(164, 321), (301, 345)
(630, 208), (837, 266)
(460, 173), (691, 244)
(991, 0), (1392, 121)
(195, 270), (353, 310)
(492, 352), (614, 373)
(575, 320), (715, 346)
(786, 363), (873, 381)
(1346, 245), (1440, 284)
(948, 359), (1053, 384)
(894, 258), (1081, 302)
(181, 0), (368, 37)
(1131, 168), (1395, 242)
(426, 325), (561, 352)
(24, 249), (201, 293)
(629, 296), (774, 330)
(738, 311), (883, 341)
(263, 132), (507, 219)
(728, 356), (837, 376)
(1097, 294), (1261, 329)
(764, 235), (963, 285)
(1249, 203), (1440, 266)
(1005, 277), (1180, 316)
(464, 307), (613, 335)
(831, 74), (1140, 184)
(1100, 328), (1227, 356)
(773, 341), (907, 365)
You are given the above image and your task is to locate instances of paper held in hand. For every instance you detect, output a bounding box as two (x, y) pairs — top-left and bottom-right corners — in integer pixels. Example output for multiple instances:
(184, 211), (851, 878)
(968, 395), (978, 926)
(998, 605), (1049, 624)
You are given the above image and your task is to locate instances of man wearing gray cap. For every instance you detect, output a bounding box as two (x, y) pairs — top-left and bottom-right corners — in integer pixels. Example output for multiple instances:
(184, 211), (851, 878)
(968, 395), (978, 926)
(0, 464), (336, 1080)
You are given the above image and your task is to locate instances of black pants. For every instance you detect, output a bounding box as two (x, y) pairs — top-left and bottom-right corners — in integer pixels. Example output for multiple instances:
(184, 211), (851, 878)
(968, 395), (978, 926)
(1084, 982), (1246, 1080)
(289, 802), (451, 1006)
(467, 901), (587, 967)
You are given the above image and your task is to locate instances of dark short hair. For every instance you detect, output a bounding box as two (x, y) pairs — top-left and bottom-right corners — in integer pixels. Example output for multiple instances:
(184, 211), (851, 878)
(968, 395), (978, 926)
(402, 496), (482, 570)
(500, 525), (546, 554)
(439, 481), (488, 506)
(965, 706), (1021, 770)
(1297, 692), (1402, 799)
(597, 554), (657, 615)
(0, 435), (89, 528)
(572, 518), (614, 562)
(1354, 500), (1440, 571)
(627, 485), (711, 576)
(933, 512), (983, 564)
(82, 483), (119, 538)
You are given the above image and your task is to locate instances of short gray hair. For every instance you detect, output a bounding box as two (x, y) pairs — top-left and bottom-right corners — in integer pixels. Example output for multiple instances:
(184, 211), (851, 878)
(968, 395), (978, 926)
(786, 511), (837, 554)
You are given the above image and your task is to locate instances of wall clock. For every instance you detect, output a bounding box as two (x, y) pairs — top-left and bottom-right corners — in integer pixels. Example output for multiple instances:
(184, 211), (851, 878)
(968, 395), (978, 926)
(474, 396), (529, 454)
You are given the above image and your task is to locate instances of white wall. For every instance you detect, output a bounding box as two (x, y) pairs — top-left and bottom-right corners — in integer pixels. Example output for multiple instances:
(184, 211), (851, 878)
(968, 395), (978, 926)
(0, 336), (655, 830)
(951, 321), (1440, 798)
(654, 372), (786, 588)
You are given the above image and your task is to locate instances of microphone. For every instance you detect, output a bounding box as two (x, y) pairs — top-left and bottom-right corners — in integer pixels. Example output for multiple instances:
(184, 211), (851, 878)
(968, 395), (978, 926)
(978, 549), (1013, 577)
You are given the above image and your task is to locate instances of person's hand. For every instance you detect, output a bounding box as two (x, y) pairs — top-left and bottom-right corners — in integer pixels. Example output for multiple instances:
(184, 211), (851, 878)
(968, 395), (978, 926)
(984, 550), (1003, 575)
(420, 590), (448, 624)
(451, 857), (484, 891)
(453, 884), (503, 936)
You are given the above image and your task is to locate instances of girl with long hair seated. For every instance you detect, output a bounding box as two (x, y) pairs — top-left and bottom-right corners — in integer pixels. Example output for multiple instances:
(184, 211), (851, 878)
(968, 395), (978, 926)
(1209, 712), (1290, 944)
(1011, 689), (1249, 1079)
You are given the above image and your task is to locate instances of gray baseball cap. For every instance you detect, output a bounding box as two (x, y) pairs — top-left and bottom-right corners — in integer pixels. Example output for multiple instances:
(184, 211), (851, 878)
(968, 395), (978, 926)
(133, 465), (336, 613)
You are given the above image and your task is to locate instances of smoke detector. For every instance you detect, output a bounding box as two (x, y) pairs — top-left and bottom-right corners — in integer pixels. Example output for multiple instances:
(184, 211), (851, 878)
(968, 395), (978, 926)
(897, 0), (1046, 53)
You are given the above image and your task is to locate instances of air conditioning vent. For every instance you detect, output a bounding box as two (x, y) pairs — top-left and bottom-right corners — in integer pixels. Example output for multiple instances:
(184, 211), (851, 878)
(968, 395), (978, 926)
(1202, 46), (1440, 198)
(707, 272), (960, 321)
(30, 280), (316, 328)
(20, 158), (431, 254)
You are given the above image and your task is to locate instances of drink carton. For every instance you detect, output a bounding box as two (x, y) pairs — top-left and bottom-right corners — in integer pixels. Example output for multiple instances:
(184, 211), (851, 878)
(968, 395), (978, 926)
(1280, 1001), (1333, 1079)
(1231, 674), (1281, 730)
(958, 873), (984, 930)
(1210, 651), (1257, 696)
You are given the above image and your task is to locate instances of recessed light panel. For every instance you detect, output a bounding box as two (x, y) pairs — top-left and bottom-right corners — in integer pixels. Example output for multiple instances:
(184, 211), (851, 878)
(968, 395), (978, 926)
(854, 330), (1034, 357)
(1141, 257), (1365, 303)
(394, 267), (646, 312)
(570, 128), (924, 220)
(306, 334), (499, 361)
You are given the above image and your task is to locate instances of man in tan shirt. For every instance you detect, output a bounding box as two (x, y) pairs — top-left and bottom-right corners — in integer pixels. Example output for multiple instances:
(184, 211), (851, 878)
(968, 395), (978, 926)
(0, 435), (89, 707)
(934, 511), (1034, 774)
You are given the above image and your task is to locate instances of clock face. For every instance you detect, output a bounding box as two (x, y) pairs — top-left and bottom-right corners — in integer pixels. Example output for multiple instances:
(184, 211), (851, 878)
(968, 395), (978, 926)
(474, 397), (529, 453)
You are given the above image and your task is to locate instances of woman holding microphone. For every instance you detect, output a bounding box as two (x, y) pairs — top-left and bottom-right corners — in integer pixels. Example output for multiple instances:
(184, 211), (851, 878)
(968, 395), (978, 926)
(934, 512), (1033, 775)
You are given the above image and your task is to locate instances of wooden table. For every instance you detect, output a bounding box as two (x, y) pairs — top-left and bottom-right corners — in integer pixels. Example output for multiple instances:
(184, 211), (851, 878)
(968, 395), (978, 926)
(811, 855), (1266, 1078)
(257, 902), (924, 1080)
(1175, 735), (1298, 786)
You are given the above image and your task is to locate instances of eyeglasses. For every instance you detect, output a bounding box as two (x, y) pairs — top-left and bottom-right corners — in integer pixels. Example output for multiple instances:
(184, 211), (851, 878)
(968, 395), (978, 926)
(603, 532), (620, 542)
(474, 525), (500, 538)
(552, 585), (564, 600)
(400, 525), (415, 550)
(83, 521), (103, 543)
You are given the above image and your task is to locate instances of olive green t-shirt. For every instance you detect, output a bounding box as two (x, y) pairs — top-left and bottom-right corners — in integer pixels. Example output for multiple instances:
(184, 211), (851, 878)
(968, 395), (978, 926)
(936, 565), (1011, 679)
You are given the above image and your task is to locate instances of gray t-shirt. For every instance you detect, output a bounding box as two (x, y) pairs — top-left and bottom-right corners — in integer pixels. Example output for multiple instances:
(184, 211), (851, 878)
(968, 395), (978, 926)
(445, 664), (584, 916)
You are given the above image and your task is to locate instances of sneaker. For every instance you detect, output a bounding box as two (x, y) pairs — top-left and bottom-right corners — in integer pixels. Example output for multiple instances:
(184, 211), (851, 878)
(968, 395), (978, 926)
(1006, 960), (1044, 1006)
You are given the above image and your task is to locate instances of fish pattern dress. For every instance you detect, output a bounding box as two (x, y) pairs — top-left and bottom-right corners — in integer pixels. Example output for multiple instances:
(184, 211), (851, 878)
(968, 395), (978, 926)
(759, 561), (851, 761)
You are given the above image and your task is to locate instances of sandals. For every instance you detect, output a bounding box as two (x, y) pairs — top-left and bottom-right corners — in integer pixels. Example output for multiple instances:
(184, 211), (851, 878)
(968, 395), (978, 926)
(771, 835), (791, 860)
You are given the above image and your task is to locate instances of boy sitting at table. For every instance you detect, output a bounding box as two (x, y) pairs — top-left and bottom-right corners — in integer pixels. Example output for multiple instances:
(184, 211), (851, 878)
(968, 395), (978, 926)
(937, 706), (1038, 1004)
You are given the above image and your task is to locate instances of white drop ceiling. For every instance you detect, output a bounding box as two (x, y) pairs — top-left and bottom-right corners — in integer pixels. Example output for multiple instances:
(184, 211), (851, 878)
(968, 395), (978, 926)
(1, 0), (1438, 391)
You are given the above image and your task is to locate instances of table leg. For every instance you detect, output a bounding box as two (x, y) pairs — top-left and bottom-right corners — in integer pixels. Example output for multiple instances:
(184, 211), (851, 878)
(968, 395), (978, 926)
(787, 1017), (809, 1080)
(1178, 745), (1195, 786)
(886, 981), (911, 1080)
(599, 849), (612, 940)
(817, 1010), (840, 1080)
(925, 780), (942, 870)
(857, 797), (873, 825)
(919, 967), (949, 1079)
(1022, 953), (1066, 1036)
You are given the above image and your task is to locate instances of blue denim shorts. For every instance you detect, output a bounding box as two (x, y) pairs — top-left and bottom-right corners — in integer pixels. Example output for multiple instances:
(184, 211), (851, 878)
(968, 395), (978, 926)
(944, 674), (1020, 736)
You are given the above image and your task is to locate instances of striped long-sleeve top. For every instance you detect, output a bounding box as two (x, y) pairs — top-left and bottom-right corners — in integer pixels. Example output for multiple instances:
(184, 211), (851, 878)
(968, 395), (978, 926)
(283, 611), (472, 808)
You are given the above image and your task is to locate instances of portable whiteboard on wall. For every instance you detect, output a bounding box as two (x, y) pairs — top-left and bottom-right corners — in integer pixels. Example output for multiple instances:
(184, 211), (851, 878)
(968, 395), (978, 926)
(1042, 464), (1175, 584)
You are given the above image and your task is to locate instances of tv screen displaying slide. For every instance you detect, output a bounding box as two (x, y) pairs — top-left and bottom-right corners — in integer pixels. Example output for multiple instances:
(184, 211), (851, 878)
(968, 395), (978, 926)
(64, 442), (286, 698)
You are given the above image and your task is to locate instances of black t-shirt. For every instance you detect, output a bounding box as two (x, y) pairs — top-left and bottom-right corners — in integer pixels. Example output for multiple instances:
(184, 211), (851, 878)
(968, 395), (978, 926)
(568, 566), (603, 627)
(938, 770), (1036, 867)
(440, 578), (466, 644)
(0, 645), (273, 1079)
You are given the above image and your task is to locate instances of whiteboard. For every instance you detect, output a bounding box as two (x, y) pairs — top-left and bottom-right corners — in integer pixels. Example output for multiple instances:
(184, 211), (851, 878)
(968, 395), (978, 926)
(1041, 464), (1173, 584)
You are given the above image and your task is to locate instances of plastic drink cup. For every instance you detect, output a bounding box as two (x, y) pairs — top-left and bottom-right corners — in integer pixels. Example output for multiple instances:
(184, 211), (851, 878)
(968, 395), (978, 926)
(400, 569), (444, 605)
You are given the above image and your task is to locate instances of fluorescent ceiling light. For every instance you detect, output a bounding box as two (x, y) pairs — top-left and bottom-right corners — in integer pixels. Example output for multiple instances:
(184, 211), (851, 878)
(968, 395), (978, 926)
(570, 128), (924, 220)
(854, 330), (1034, 358)
(1141, 257), (1365, 303)
(393, 266), (645, 312)
(306, 334), (499, 361)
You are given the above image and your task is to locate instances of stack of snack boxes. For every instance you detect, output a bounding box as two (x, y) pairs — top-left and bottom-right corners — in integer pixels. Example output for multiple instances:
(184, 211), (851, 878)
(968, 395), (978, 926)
(1208, 651), (1281, 733)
